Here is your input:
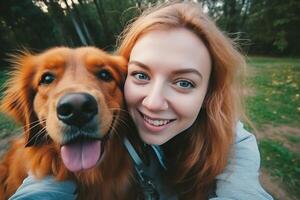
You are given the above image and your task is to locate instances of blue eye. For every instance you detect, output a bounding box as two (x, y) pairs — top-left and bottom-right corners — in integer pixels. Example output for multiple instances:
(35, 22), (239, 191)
(176, 80), (194, 88)
(133, 72), (149, 81)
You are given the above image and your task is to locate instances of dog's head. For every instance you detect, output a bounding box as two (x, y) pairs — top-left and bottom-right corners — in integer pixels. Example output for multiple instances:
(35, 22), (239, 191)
(1, 47), (127, 172)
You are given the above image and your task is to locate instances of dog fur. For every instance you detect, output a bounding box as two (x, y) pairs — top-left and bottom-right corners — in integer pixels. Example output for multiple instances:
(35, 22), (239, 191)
(0, 47), (138, 199)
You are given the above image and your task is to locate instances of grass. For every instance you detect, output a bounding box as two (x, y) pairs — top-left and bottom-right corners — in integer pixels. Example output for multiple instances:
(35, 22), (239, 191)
(0, 114), (19, 138)
(247, 56), (300, 199)
(246, 57), (300, 128)
(284, 135), (300, 144)
(0, 70), (20, 139)
(259, 139), (300, 198)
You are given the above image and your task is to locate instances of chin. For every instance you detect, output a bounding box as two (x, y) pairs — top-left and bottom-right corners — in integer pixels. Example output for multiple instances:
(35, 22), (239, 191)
(139, 133), (168, 145)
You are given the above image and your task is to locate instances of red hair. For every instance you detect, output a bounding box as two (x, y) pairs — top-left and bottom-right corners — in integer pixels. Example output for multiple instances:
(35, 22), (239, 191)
(117, 2), (246, 199)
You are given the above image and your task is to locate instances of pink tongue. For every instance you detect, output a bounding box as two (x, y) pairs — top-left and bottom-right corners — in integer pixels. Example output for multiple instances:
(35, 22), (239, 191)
(61, 140), (101, 172)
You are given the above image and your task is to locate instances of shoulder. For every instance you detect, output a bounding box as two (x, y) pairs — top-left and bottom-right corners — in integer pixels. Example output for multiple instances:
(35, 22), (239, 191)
(235, 121), (257, 144)
(211, 122), (273, 200)
(9, 175), (76, 200)
(234, 121), (260, 167)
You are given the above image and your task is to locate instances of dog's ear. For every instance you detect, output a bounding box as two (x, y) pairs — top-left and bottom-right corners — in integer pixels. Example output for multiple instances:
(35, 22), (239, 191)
(111, 55), (128, 89)
(1, 52), (47, 147)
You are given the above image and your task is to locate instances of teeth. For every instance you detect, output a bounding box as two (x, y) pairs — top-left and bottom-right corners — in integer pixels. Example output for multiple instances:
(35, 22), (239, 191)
(143, 115), (170, 126)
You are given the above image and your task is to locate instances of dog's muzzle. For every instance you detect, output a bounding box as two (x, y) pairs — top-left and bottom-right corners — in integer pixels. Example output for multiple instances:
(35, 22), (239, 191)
(56, 92), (103, 172)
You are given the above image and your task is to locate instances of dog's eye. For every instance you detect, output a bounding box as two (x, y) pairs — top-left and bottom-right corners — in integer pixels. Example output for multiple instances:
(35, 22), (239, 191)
(40, 73), (55, 85)
(96, 69), (113, 82)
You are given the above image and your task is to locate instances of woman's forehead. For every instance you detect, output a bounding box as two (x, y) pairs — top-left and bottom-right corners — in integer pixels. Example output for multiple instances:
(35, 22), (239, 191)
(129, 28), (211, 77)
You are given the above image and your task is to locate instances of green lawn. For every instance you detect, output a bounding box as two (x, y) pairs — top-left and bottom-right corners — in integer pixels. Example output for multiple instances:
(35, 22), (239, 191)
(246, 56), (300, 127)
(247, 56), (300, 199)
(260, 139), (300, 198)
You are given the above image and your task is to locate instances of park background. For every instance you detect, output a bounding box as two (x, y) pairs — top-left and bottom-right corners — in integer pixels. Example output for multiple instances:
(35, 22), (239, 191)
(0, 0), (299, 199)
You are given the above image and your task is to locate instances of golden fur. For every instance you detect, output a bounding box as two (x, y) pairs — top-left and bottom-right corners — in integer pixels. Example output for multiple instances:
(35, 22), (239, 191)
(0, 47), (137, 200)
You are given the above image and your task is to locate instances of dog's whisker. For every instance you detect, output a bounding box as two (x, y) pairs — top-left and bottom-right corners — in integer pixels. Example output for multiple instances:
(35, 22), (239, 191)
(23, 119), (47, 137)
(32, 127), (47, 146)
(108, 125), (118, 138)
(37, 126), (49, 145)
(111, 115), (131, 133)
(114, 116), (131, 129)
(24, 126), (47, 147)
(40, 130), (49, 143)
(24, 120), (48, 146)
(21, 118), (45, 131)
(6, 118), (41, 134)
(8, 119), (46, 139)
(98, 113), (129, 141)
(33, 127), (47, 146)
(100, 119), (120, 138)
(109, 108), (130, 115)
(110, 125), (125, 142)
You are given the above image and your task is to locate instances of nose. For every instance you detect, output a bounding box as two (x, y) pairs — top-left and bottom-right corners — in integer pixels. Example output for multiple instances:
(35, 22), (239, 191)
(142, 84), (168, 111)
(57, 93), (98, 127)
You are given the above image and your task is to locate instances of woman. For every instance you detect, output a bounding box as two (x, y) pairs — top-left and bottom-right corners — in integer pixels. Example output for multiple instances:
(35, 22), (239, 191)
(10, 2), (272, 199)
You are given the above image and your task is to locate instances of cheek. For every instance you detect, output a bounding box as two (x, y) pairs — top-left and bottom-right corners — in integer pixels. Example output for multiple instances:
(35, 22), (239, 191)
(172, 90), (206, 121)
(33, 93), (49, 119)
(180, 99), (202, 121)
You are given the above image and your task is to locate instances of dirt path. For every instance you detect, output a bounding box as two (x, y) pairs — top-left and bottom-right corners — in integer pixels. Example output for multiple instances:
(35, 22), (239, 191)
(257, 125), (300, 153)
(257, 125), (300, 200)
(260, 169), (297, 200)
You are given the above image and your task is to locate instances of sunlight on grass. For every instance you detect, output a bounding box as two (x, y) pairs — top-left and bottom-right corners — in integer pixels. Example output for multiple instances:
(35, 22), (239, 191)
(246, 57), (300, 128)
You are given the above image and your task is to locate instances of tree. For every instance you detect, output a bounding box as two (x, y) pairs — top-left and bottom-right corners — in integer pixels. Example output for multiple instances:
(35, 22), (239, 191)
(245, 0), (300, 55)
(93, 0), (114, 47)
(0, 0), (57, 49)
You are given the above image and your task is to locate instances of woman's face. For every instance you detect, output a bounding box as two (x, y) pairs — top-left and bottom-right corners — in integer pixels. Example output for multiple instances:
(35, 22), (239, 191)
(124, 28), (211, 145)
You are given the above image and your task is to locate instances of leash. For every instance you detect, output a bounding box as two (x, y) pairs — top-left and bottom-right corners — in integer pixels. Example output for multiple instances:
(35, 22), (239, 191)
(123, 137), (160, 200)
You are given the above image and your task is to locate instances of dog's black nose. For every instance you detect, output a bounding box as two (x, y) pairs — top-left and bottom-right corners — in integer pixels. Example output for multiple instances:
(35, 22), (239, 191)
(57, 93), (98, 127)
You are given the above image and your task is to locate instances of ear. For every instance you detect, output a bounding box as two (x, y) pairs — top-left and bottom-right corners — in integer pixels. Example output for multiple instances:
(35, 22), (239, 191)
(0, 52), (47, 147)
(111, 55), (128, 89)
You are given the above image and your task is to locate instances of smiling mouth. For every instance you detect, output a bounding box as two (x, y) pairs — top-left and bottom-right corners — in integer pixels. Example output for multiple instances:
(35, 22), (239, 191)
(138, 110), (176, 127)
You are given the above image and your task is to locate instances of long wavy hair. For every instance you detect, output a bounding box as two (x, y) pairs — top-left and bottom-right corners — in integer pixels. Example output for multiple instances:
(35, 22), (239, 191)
(117, 2), (246, 199)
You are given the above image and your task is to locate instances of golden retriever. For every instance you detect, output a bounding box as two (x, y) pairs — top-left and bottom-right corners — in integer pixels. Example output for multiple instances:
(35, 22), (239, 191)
(0, 47), (138, 199)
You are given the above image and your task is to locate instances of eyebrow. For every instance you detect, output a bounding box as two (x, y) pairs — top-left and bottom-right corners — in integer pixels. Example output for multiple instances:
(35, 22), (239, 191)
(128, 60), (203, 79)
(172, 69), (203, 79)
(44, 58), (66, 70)
(128, 60), (150, 70)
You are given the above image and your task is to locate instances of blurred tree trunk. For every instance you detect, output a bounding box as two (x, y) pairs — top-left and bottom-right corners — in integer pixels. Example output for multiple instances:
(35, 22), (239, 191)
(223, 0), (238, 32)
(63, 0), (87, 45)
(93, 0), (113, 45)
(43, 0), (70, 45)
(70, 0), (94, 45)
